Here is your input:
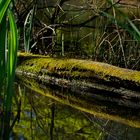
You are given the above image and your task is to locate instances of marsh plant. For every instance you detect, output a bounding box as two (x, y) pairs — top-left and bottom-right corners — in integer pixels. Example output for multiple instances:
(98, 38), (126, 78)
(0, 0), (18, 139)
(93, 0), (140, 69)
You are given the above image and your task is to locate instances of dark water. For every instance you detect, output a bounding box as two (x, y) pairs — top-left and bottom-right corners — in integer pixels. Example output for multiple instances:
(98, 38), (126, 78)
(10, 79), (140, 140)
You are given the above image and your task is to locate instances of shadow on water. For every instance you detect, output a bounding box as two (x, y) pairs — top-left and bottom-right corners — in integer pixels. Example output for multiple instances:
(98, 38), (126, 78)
(5, 76), (140, 139)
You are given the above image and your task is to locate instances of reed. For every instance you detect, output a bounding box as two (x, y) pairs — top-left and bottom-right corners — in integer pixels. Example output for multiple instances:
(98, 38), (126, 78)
(0, 0), (18, 139)
(24, 5), (36, 53)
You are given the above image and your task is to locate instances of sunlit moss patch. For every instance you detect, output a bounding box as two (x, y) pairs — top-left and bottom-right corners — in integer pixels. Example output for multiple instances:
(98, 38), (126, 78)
(17, 52), (140, 89)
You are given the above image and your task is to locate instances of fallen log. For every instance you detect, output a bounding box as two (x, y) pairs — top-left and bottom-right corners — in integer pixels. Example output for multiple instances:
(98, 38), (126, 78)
(16, 52), (140, 107)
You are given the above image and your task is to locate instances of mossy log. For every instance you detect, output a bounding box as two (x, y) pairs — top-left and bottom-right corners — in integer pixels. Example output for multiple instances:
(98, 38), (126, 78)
(16, 52), (140, 107)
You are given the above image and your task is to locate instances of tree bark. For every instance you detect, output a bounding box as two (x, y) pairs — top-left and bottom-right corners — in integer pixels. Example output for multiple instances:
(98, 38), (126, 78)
(16, 52), (140, 107)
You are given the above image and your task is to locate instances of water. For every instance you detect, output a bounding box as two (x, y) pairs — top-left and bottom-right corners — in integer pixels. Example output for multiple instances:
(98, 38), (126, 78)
(10, 77), (140, 140)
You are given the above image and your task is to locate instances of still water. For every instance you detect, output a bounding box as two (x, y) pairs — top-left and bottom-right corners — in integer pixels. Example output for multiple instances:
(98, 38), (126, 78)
(10, 78), (140, 140)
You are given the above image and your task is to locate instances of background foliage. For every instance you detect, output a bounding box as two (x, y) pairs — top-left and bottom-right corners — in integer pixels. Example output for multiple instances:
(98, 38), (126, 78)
(14, 0), (140, 70)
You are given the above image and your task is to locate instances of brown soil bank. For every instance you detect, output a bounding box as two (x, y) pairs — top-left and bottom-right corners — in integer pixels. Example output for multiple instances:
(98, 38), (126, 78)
(16, 52), (140, 108)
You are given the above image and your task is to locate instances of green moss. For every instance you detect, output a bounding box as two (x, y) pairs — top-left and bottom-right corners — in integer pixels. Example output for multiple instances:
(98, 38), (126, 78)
(17, 53), (140, 88)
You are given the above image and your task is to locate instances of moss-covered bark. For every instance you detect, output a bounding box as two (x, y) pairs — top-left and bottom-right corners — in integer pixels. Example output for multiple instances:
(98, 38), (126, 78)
(16, 53), (140, 106)
(17, 52), (140, 88)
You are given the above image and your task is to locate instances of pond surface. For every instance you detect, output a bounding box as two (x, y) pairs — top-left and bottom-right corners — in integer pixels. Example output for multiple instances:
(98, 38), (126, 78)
(10, 78), (140, 140)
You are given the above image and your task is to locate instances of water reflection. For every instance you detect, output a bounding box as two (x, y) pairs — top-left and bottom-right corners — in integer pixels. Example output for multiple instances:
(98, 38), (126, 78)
(11, 78), (140, 140)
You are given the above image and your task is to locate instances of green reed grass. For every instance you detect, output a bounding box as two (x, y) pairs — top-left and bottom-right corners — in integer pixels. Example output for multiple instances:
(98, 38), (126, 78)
(0, 0), (11, 93)
(0, 0), (18, 139)
(24, 5), (35, 53)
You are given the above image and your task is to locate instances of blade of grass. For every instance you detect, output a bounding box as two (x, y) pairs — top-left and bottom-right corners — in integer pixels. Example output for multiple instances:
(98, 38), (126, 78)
(5, 8), (18, 115)
(24, 5), (35, 53)
(0, 0), (10, 22)
(0, 16), (6, 93)
(0, 0), (10, 137)
(3, 9), (18, 140)
(0, 0), (10, 93)
(101, 11), (140, 41)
